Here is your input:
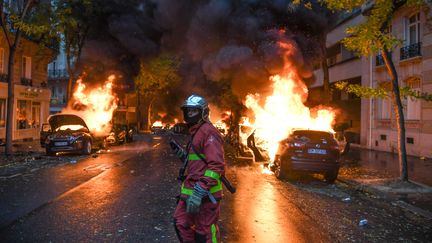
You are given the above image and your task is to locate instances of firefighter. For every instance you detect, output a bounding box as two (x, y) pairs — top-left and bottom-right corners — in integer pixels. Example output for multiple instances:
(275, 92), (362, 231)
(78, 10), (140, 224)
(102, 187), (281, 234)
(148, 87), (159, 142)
(173, 94), (225, 243)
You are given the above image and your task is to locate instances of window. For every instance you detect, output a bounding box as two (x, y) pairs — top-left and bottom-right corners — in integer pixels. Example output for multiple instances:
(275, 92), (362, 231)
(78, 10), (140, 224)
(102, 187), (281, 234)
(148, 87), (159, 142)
(0, 48), (4, 73)
(31, 102), (41, 128)
(405, 77), (421, 120)
(406, 13), (420, 45)
(378, 82), (392, 119)
(16, 100), (31, 129)
(22, 56), (32, 79)
(0, 99), (5, 127)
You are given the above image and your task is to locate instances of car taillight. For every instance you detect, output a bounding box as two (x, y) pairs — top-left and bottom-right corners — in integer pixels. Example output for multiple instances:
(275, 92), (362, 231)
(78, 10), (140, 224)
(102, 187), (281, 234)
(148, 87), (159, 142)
(293, 142), (306, 148)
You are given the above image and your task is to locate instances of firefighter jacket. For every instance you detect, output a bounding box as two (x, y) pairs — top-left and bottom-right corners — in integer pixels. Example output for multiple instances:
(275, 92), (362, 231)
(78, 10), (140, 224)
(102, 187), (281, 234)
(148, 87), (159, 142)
(180, 122), (225, 201)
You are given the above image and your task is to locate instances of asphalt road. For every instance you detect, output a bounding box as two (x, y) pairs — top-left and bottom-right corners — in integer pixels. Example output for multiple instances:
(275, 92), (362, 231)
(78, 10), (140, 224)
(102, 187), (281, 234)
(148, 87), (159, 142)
(0, 134), (431, 242)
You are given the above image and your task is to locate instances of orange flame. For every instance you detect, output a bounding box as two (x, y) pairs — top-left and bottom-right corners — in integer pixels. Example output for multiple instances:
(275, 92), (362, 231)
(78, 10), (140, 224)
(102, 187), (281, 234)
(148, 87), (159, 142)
(242, 40), (336, 161)
(62, 75), (118, 136)
(152, 121), (163, 127)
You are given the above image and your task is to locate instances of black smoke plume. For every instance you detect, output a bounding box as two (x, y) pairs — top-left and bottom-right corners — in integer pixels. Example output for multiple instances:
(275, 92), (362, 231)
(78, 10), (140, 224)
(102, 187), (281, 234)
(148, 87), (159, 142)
(80, 0), (334, 114)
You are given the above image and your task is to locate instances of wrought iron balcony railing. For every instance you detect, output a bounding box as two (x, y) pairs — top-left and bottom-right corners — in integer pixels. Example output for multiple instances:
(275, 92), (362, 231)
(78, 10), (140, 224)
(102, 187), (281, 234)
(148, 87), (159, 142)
(400, 42), (422, 60)
(21, 78), (33, 86)
(48, 69), (69, 79)
(0, 73), (8, 82)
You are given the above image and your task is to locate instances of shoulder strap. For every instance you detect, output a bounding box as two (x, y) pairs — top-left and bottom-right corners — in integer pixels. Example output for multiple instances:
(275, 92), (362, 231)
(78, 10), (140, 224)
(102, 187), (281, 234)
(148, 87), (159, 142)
(190, 143), (208, 164)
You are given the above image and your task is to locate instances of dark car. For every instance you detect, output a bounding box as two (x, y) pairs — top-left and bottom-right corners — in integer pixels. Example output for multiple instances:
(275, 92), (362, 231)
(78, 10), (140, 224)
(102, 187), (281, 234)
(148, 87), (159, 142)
(106, 124), (134, 145)
(40, 114), (107, 156)
(271, 129), (341, 183)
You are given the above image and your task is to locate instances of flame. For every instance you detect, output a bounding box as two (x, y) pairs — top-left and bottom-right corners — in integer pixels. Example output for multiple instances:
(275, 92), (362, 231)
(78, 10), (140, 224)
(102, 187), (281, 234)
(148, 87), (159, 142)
(242, 40), (336, 162)
(152, 121), (163, 127)
(62, 75), (118, 136)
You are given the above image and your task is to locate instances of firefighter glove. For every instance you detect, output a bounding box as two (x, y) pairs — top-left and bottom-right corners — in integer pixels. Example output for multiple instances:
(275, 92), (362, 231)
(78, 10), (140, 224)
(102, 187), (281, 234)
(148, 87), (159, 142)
(186, 184), (208, 214)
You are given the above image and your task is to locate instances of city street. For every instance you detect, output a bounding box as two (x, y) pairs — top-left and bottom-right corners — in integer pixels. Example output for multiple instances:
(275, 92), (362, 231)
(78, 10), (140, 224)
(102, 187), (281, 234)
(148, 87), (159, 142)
(1, 134), (431, 242)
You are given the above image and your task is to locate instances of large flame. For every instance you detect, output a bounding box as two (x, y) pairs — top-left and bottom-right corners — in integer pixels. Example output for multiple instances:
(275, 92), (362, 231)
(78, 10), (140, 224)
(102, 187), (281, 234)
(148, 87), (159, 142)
(242, 40), (336, 161)
(62, 75), (118, 136)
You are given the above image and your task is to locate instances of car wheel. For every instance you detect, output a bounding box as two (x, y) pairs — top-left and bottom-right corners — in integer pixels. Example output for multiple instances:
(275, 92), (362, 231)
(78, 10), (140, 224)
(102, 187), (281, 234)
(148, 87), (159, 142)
(274, 157), (286, 179)
(100, 139), (108, 149)
(324, 169), (339, 183)
(82, 140), (92, 155)
(46, 147), (54, 156)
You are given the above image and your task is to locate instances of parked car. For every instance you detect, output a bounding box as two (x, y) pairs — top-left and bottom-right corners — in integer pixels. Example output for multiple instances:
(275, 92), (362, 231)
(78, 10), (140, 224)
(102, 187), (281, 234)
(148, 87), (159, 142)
(106, 124), (134, 145)
(270, 129), (341, 183)
(40, 114), (108, 156)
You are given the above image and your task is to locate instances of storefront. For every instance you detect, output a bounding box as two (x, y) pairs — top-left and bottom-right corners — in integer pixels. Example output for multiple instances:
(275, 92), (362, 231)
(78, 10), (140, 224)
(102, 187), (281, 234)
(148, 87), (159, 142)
(0, 83), (51, 141)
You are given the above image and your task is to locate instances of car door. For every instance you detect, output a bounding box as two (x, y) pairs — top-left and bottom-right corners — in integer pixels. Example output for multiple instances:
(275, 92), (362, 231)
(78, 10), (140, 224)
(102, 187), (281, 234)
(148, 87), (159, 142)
(40, 123), (52, 147)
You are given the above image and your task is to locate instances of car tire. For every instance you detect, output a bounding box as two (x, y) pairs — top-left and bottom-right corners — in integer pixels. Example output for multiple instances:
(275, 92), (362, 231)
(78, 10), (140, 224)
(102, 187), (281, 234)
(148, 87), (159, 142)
(82, 140), (92, 155)
(46, 147), (54, 156)
(274, 157), (287, 179)
(324, 169), (339, 183)
(100, 139), (108, 149)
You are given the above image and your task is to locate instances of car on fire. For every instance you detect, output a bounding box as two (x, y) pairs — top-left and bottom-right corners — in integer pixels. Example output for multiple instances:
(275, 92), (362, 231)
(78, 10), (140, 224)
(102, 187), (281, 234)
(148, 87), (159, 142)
(270, 129), (342, 183)
(106, 124), (134, 145)
(40, 114), (108, 156)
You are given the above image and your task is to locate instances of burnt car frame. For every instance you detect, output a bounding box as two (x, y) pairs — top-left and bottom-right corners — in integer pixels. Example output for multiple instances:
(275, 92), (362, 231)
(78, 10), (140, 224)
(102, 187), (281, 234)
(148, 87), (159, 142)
(271, 129), (342, 183)
(40, 114), (107, 156)
(106, 124), (134, 145)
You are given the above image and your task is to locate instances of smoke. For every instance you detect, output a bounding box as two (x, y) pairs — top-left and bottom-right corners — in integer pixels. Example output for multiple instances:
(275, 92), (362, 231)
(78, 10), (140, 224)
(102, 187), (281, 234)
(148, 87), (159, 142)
(79, 0), (334, 113)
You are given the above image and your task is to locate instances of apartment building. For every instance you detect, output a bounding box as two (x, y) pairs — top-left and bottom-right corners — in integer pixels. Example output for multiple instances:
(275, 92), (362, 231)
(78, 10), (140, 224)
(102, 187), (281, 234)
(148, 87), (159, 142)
(0, 32), (55, 141)
(311, 4), (432, 157)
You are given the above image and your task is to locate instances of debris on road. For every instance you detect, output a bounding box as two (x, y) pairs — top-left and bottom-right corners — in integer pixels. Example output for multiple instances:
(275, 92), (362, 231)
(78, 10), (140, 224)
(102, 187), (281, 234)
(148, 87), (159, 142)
(359, 219), (368, 226)
(342, 197), (351, 202)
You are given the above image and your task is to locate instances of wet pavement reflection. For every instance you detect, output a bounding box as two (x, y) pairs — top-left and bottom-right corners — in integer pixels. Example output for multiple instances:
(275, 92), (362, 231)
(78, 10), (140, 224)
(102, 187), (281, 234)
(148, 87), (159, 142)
(341, 147), (432, 186)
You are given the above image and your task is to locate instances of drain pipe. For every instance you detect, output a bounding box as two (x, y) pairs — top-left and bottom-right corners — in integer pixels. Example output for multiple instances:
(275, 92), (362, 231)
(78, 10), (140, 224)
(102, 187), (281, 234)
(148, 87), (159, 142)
(369, 55), (374, 150)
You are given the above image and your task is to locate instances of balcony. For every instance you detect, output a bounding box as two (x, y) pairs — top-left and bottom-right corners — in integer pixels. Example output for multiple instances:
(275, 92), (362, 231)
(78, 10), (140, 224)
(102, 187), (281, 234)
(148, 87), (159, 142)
(400, 42), (421, 60)
(21, 78), (33, 86)
(0, 73), (8, 82)
(48, 69), (69, 79)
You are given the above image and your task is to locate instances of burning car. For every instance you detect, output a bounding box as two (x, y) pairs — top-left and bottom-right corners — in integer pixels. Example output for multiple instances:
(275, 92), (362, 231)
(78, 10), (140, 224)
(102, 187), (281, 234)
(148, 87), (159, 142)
(40, 114), (108, 156)
(270, 129), (341, 183)
(106, 124), (134, 145)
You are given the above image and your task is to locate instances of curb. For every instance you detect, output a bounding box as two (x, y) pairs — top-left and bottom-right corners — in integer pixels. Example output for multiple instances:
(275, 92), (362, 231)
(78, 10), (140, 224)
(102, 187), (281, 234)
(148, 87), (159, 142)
(337, 177), (432, 220)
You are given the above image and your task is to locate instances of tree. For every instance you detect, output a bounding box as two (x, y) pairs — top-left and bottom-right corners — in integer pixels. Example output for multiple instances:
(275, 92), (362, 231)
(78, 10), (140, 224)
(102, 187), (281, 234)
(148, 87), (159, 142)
(134, 54), (180, 130)
(53, 0), (96, 101)
(0, 0), (57, 155)
(320, 0), (430, 181)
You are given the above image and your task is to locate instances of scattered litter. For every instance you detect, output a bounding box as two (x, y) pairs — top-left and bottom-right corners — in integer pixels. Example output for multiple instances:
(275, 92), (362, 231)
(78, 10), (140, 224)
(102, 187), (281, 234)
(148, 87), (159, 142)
(118, 229), (124, 233)
(130, 170), (135, 174)
(420, 156), (426, 160)
(70, 160), (77, 164)
(28, 146), (32, 149)
(106, 234), (112, 237)
(359, 219), (368, 226)
(107, 149), (111, 152)
(154, 226), (162, 231)
(342, 197), (351, 202)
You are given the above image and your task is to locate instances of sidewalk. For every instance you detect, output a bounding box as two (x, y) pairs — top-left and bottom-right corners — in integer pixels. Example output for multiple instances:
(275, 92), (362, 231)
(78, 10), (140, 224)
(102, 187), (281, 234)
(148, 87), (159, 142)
(338, 146), (432, 219)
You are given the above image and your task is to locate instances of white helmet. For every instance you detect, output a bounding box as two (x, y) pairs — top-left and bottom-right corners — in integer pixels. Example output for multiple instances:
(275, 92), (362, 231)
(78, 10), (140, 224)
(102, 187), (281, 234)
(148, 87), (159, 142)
(181, 94), (209, 124)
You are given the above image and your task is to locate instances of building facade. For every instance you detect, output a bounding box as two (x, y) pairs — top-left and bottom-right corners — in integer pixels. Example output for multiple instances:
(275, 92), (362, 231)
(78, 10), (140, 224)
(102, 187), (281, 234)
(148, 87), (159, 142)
(47, 40), (69, 114)
(0, 33), (55, 141)
(312, 4), (432, 157)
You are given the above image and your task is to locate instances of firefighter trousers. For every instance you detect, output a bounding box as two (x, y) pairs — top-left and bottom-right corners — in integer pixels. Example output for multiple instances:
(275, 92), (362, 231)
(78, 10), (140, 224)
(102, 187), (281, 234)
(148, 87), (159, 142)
(174, 199), (220, 243)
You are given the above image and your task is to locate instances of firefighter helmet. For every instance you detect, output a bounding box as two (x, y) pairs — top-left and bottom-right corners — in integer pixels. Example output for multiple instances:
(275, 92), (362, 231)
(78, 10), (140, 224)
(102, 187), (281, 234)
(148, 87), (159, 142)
(181, 94), (209, 125)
